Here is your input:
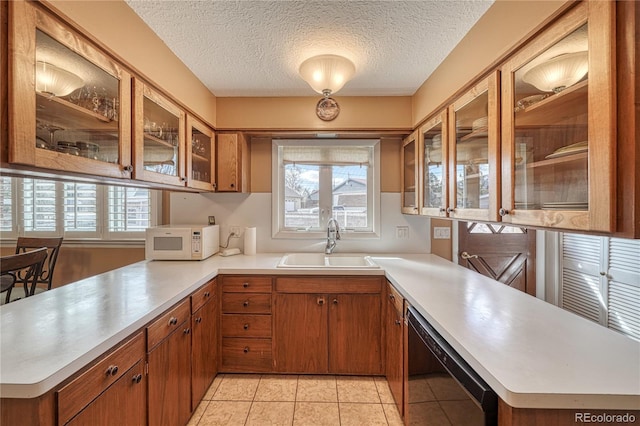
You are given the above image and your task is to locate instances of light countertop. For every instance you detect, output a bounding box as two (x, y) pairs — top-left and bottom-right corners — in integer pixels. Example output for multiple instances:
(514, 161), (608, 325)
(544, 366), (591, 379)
(1, 253), (638, 410)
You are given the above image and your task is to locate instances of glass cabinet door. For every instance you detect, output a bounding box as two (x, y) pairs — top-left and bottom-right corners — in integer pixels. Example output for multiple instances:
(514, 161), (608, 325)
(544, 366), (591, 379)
(401, 130), (420, 214)
(448, 71), (500, 222)
(187, 116), (215, 191)
(501, 2), (614, 232)
(420, 110), (448, 216)
(9, 2), (132, 178)
(133, 81), (186, 187)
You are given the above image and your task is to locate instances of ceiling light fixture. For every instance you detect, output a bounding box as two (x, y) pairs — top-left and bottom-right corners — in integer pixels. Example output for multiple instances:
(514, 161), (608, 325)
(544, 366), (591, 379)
(299, 54), (356, 121)
(35, 61), (84, 98)
(522, 51), (588, 94)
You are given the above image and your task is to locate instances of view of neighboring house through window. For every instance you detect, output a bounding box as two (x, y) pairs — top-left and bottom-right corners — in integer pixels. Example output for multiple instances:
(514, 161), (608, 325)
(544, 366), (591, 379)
(0, 176), (156, 240)
(273, 140), (380, 238)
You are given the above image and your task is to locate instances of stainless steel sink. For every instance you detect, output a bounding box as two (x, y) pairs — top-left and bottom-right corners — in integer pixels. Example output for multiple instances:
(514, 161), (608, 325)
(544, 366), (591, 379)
(277, 253), (379, 268)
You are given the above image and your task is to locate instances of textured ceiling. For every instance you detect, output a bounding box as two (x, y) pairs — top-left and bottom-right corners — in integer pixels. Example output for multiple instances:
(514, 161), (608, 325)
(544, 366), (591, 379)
(124, 1), (494, 97)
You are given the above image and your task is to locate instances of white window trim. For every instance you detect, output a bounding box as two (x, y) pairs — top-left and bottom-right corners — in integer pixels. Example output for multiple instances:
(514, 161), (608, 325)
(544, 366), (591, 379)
(271, 139), (381, 240)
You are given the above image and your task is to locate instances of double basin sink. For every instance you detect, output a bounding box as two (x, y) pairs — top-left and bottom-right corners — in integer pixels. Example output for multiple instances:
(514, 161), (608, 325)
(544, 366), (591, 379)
(277, 253), (379, 269)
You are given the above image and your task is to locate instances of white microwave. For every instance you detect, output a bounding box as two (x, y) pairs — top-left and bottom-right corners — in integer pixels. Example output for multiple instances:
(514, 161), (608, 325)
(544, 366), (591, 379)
(145, 225), (219, 260)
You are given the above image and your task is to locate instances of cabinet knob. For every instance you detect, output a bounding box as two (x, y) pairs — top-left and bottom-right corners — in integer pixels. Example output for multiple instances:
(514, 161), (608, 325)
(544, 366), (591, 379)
(204, 291), (210, 297)
(439, 207), (446, 213)
(243, 346), (250, 353)
(499, 208), (510, 217)
(213, 182), (217, 189)
(180, 177), (187, 182)
(243, 300), (249, 307)
(169, 317), (178, 326)
(183, 328), (191, 335)
(395, 320), (402, 326)
(195, 317), (202, 324)
(132, 374), (143, 384)
(123, 165), (133, 173)
(105, 365), (118, 377)
(243, 282), (249, 288)
(446, 207), (455, 214)
(317, 297), (325, 306)
(230, 183), (235, 188)
(332, 298), (338, 305)
(243, 323), (249, 330)
(389, 294), (395, 301)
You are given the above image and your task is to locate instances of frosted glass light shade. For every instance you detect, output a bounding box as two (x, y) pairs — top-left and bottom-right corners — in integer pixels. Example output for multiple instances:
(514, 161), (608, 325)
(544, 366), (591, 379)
(522, 51), (588, 93)
(36, 61), (84, 97)
(299, 54), (356, 96)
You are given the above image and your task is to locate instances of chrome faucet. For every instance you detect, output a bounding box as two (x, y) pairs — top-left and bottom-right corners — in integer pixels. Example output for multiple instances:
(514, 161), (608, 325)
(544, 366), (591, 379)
(325, 217), (341, 254)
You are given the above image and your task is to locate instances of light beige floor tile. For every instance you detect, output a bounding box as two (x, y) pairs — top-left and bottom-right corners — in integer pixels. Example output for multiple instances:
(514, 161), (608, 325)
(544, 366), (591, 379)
(198, 400), (252, 426)
(339, 403), (388, 426)
(203, 374), (225, 400)
(296, 375), (338, 402)
(255, 374), (298, 401)
(408, 376), (436, 403)
(245, 401), (295, 426)
(408, 401), (451, 426)
(440, 400), (485, 426)
(374, 376), (395, 404)
(293, 402), (340, 426)
(212, 374), (261, 401)
(186, 399), (209, 426)
(383, 403), (404, 426)
(336, 376), (380, 403)
(427, 374), (468, 401)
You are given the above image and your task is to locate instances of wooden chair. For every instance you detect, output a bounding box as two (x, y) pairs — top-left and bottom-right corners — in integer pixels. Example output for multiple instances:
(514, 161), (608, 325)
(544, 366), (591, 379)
(14, 237), (63, 296)
(1, 248), (48, 304)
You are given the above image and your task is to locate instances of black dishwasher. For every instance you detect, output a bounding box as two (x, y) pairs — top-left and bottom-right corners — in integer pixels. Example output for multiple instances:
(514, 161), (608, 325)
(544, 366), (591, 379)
(406, 306), (498, 425)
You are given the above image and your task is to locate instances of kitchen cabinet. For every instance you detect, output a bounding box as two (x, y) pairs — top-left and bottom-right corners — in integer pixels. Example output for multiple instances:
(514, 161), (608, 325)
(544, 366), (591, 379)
(216, 132), (250, 192)
(447, 71), (501, 222)
(384, 281), (404, 418)
(57, 332), (146, 426)
(133, 80), (186, 187)
(420, 110), (449, 216)
(8, 1), (133, 179)
(500, 1), (615, 232)
(190, 279), (218, 410)
(220, 276), (273, 372)
(146, 299), (192, 426)
(401, 130), (420, 214)
(187, 115), (216, 191)
(274, 276), (383, 375)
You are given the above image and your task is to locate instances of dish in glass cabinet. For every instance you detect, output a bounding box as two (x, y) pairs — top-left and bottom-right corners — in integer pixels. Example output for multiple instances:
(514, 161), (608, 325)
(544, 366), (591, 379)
(544, 141), (588, 159)
(515, 94), (549, 112)
(472, 116), (488, 131)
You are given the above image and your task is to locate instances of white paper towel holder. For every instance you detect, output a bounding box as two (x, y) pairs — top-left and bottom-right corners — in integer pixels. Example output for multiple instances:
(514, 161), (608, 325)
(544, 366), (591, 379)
(244, 226), (257, 255)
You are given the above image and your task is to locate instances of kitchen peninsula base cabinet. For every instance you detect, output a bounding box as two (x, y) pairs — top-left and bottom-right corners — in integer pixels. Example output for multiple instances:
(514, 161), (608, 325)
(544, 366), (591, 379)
(384, 281), (404, 419)
(273, 276), (383, 375)
(190, 279), (218, 410)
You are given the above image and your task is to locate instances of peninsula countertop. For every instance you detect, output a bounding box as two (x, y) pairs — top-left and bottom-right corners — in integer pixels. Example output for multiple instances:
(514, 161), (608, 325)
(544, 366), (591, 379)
(1, 253), (638, 410)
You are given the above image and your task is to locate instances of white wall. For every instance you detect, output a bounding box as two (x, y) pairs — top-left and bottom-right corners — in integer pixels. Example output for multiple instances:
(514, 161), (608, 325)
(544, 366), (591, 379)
(170, 192), (430, 254)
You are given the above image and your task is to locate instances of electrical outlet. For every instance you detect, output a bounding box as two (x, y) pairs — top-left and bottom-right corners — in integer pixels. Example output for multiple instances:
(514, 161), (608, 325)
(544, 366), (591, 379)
(208, 216), (216, 225)
(433, 227), (451, 239)
(396, 226), (409, 239)
(230, 226), (241, 237)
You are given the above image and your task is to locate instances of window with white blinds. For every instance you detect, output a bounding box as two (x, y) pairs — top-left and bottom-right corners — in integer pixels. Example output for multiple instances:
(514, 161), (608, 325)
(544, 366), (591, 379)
(561, 233), (640, 341)
(0, 176), (157, 240)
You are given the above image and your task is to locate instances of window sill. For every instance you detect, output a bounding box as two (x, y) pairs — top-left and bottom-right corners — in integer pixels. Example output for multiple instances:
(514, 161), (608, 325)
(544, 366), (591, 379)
(272, 230), (380, 240)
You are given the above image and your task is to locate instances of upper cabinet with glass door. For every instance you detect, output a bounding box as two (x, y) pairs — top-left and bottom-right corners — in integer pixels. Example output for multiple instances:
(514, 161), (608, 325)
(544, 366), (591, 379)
(401, 130), (420, 215)
(187, 115), (216, 191)
(500, 2), (615, 232)
(420, 110), (448, 217)
(447, 71), (501, 222)
(133, 80), (186, 187)
(8, 1), (132, 178)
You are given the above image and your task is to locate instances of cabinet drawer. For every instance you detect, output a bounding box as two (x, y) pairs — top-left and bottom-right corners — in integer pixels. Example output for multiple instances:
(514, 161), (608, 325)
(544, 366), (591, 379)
(222, 276), (272, 293)
(222, 314), (272, 338)
(222, 293), (271, 314)
(276, 276), (383, 294)
(387, 282), (404, 315)
(57, 332), (145, 425)
(147, 298), (191, 350)
(192, 279), (216, 313)
(221, 338), (272, 372)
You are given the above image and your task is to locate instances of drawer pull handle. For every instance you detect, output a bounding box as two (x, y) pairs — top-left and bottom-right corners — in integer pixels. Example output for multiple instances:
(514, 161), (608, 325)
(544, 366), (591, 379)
(106, 365), (119, 377)
(132, 374), (143, 384)
(169, 317), (178, 326)
(243, 346), (250, 353)
(195, 317), (202, 324)
(242, 282), (249, 288)
(332, 298), (338, 305)
(243, 300), (249, 307)
(184, 328), (191, 335)
(204, 291), (210, 297)
(243, 323), (249, 330)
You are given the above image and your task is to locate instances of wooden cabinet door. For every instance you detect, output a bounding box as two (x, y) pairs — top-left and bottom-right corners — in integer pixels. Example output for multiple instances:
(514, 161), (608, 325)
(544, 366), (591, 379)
(385, 296), (404, 416)
(274, 293), (328, 373)
(216, 133), (250, 192)
(329, 294), (382, 375)
(148, 320), (192, 426)
(187, 115), (216, 191)
(67, 361), (146, 426)
(401, 130), (421, 214)
(191, 297), (217, 410)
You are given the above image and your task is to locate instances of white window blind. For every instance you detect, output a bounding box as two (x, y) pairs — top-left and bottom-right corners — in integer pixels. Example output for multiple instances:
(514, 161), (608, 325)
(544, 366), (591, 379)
(561, 234), (640, 341)
(0, 176), (14, 233)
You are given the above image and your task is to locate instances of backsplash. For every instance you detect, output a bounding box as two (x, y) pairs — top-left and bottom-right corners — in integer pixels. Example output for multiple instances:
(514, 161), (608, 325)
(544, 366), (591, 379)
(170, 192), (430, 253)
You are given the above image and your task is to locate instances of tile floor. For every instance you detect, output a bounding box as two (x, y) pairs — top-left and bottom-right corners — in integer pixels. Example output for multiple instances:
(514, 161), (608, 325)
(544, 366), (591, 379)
(187, 374), (404, 426)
